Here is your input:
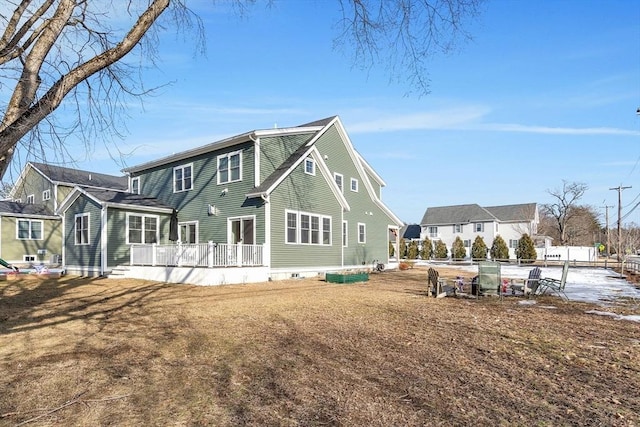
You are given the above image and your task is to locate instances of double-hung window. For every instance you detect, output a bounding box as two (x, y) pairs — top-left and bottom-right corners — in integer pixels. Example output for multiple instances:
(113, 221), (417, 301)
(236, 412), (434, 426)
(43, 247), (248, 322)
(174, 164), (192, 193)
(74, 213), (89, 245)
(131, 177), (140, 194)
(454, 224), (462, 233)
(358, 223), (366, 244)
(342, 221), (348, 247)
(475, 223), (484, 232)
(285, 210), (331, 245)
(334, 173), (343, 193)
(42, 189), (51, 201)
(350, 178), (358, 192)
(26, 194), (34, 204)
(218, 151), (241, 184)
(286, 212), (297, 244)
(17, 219), (43, 240)
(127, 214), (158, 244)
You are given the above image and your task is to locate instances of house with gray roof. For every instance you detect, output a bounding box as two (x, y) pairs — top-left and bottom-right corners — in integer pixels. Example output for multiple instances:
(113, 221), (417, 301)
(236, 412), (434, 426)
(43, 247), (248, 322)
(1, 162), (128, 266)
(420, 203), (539, 259)
(2, 116), (403, 282)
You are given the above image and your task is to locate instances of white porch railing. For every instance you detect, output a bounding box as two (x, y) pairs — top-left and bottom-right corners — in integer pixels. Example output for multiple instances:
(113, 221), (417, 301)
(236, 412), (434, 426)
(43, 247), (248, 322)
(130, 242), (264, 267)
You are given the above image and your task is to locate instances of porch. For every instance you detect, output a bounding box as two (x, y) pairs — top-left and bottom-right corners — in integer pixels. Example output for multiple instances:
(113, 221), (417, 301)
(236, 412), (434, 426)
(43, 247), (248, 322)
(130, 242), (265, 268)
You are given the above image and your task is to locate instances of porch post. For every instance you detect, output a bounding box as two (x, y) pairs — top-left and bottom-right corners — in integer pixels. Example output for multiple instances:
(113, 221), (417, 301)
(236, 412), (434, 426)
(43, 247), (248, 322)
(152, 243), (157, 266)
(237, 242), (243, 267)
(208, 241), (214, 268)
(177, 241), (183, 267)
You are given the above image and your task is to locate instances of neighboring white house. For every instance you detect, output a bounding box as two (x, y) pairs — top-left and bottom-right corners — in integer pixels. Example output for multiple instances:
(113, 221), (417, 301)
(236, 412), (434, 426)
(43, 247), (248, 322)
(419, 203), (541, 259)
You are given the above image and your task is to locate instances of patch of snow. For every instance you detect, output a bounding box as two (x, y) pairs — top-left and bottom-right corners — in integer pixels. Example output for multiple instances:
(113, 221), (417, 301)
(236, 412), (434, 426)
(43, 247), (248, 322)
(585, 310), (640, 323)
(419, 262), (640, 306)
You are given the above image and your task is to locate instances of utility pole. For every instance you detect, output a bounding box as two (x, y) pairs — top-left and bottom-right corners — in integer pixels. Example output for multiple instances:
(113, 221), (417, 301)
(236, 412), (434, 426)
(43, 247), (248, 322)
(609, 185), (631, 263)
(600, 204), (613, 265)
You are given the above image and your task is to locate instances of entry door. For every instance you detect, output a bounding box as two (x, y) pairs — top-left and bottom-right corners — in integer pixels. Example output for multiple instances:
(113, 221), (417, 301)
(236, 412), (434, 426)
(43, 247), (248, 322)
(229, 217), (254, 244)
(179, 222), (198, 244)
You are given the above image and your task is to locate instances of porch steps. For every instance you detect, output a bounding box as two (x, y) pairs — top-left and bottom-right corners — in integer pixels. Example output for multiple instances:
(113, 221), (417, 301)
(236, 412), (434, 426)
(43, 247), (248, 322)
(108, 265), (129, 279)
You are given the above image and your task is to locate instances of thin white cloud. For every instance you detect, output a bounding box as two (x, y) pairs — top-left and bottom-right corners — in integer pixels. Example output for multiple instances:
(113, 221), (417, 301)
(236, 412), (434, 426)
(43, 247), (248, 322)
(344, 108), (640, 137)
(348, 107), (491, 133)
(476, 123), (640, 136)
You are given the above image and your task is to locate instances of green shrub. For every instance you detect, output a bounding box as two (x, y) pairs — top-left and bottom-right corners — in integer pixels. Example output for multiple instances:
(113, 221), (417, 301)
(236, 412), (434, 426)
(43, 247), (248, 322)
(516, 233), (537, 263)
(471, 236), (488, 260)
(490, 235), (509, 260)
(451, 236), (466, 259)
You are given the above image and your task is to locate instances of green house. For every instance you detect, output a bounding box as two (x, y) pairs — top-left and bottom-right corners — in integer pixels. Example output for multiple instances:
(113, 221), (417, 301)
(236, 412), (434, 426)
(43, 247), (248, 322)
(3, 116), (403, 284)
(1, 162), (128, 267)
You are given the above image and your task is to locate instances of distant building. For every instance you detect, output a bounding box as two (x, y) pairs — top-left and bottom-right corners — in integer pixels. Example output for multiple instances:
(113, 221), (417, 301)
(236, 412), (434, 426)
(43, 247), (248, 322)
(420, 203), (540, 259)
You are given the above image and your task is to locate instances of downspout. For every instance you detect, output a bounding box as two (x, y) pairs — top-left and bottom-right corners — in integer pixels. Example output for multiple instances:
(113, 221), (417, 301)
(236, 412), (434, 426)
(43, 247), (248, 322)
(61, 212), (66, 271)
(249, 132), (261, 188)
(260, 193), (270, 270)
(100, 205), (108, 276)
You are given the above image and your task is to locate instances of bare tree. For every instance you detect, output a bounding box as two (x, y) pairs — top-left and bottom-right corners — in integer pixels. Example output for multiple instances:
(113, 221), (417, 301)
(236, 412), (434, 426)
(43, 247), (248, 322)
(541, 180), (589, 245)
(0, 0), (482, 180)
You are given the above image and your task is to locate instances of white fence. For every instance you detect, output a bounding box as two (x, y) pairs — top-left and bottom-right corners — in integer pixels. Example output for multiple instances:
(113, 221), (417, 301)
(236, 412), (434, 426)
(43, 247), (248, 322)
(130, 242), (264, 268)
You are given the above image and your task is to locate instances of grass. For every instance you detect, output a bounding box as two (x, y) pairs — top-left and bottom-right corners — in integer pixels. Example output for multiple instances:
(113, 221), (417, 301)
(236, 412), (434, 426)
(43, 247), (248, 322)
(1, 267), (639, 426)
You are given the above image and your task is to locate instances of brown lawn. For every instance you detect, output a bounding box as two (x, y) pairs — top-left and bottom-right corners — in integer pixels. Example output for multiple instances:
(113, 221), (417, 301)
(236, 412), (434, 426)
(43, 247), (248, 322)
(1, 267), (639, 426)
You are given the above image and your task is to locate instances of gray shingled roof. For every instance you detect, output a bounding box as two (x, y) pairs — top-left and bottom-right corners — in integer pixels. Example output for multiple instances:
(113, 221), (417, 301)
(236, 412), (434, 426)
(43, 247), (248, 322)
(296, 116), (337, 128)
(421, 203), (536, 225)
(400, 224), (421, 239)
(484, 203), (537, 222)
(0, 200), (55, 216)
(31, 162), (128, 190)
(83, 189), (173, 210)
(249, 140), (315, 195)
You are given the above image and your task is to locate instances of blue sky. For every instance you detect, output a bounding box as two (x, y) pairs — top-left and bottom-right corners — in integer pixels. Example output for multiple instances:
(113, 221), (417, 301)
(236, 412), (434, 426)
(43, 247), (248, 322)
(23, 0), (640, 225)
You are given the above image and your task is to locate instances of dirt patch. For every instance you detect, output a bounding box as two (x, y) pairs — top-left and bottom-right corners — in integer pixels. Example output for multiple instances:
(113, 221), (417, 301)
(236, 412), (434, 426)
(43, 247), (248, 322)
(1, 268), (639, 426)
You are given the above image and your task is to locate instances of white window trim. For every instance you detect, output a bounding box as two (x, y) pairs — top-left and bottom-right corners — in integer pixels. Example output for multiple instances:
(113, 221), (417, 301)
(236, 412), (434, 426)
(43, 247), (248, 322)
(16, 219), (43, 240)
(42, 189), (51, 201)
(173, 163), (193, 193)
(227, 215), (256, 244)
(350, 178), (358, 192)
(334, 172), (344, 193)
(475, 223), (484, 232)
(358, 222), (366, 244)
(131, 176), (140, 194)
(126, 213), (160, 245)
(178, 221), (199, 244)
(286, 210), (298, 244)
(342, 220), (348, 247)
(304, 158), (316, 176)
(74, 213), (90, 245)
(217, 150), (243, 184)
(26, 194), (34, 204)
(285, 209), (332, 246)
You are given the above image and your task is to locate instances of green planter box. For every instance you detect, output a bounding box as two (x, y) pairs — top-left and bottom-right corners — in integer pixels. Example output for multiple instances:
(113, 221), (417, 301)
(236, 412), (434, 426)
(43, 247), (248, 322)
(326, 272), (369, 284)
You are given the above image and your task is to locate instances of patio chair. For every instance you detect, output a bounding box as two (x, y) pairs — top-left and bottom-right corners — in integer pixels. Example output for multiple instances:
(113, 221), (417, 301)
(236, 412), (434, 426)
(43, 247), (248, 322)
(510, 267), (541, 296)
(535, 261), (569, 300)
(427, 267), (446, 298)
(477, 261), (501, 297)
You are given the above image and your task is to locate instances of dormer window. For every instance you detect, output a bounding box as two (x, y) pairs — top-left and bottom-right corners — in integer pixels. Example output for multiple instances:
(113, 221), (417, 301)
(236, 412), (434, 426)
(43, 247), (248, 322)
(131, 177), (140, 194)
